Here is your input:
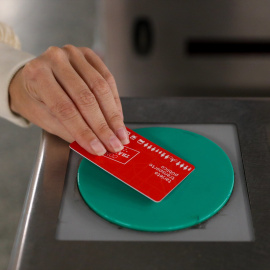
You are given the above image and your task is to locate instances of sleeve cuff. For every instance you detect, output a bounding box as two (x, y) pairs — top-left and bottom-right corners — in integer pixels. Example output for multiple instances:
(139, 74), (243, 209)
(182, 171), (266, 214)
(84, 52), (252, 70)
(0, 43), (35, 127)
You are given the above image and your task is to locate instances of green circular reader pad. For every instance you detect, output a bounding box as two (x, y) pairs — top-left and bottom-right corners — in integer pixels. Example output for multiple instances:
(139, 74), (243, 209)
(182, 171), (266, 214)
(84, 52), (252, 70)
(78, 127), (234, 232)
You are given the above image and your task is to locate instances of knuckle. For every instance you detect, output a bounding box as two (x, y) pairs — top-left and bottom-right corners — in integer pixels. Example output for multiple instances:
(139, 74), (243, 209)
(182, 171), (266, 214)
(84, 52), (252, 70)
(80, 47), (93, 55)
(92, 78), (110, 97)
(97, 122), (110, 135)
(99, 87), (111, 98)
(77, 128), (92, 140)
(46, 46), (61, 54)
(109, 111), (122, 123)
(78, 89), (97, 107)
(45, 46), (66, 61)
(114, 96), (121, 105)
(92, 78), (107, 90)
(104, 71), (115, 85)
(50, 101), (77, 120)
(63, 44), (78, 55)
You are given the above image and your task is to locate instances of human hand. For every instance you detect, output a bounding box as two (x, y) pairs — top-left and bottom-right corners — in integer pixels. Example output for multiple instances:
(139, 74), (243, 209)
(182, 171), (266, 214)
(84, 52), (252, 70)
(9, 45), (129, 155)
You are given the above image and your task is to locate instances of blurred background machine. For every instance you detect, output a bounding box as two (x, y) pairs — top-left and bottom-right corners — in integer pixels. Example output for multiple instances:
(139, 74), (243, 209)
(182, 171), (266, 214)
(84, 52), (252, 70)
(99, 0), (270, 97)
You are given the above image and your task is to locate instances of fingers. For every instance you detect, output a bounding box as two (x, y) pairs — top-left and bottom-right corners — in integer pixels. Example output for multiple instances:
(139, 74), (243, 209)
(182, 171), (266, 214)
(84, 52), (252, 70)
(60, 45), (129, 147)
(23, 61), (107, 155)
(79, 46), (124, 120)
(51, 60), (126, 153)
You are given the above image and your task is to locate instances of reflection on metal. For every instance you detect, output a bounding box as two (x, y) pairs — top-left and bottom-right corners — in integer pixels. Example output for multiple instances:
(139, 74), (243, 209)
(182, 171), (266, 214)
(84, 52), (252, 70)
(101, 0), (270, 96)
(8, 132), (70, 270)
(8, 132), (46, 270)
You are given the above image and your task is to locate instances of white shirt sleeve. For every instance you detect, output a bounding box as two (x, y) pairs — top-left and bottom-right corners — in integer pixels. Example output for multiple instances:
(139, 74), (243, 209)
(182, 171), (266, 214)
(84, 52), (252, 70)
(0, 42), (35, 127)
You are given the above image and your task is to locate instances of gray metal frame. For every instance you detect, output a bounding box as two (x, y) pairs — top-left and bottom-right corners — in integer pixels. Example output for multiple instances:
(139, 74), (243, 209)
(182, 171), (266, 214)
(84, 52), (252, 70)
(56, 124), (253, 242)
(8, 97), (270, 270)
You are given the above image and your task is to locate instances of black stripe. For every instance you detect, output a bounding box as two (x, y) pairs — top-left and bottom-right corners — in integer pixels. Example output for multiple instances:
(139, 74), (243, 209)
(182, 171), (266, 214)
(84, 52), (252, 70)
(187, 39), (270, 55)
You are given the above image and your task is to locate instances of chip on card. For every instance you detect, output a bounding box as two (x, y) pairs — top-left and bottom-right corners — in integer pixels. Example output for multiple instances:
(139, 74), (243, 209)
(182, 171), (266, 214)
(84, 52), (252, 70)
(70, 127), (195, 202)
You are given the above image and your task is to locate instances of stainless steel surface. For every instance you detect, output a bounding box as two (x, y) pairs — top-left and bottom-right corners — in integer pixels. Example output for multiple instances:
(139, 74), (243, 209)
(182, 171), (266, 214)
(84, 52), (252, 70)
(56, 124), (253, 242)
(8, 133), (45, 270)
(8, 132), (69, 270)
(102, 0), (270, 96)
(8, 98), (270, 270)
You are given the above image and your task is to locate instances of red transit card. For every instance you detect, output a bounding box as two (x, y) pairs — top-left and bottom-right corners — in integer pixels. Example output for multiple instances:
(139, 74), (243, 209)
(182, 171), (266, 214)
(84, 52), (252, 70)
(70, 127), (195, 202)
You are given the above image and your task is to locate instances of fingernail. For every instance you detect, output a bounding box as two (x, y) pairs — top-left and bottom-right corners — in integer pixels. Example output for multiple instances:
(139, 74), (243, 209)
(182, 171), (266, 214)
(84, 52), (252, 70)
(109, 136), (124, 152)
(90, 139), (106, 156)
(116, 127), (130, 145)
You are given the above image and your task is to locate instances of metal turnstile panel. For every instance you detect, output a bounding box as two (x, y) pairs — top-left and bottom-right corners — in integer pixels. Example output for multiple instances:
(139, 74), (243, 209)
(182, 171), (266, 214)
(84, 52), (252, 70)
(56, 124), (253, 241)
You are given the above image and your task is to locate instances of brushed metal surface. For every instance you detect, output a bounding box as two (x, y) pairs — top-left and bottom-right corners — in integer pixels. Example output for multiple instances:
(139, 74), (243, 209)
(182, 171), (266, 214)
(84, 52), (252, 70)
(101, 0), (270, 96)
